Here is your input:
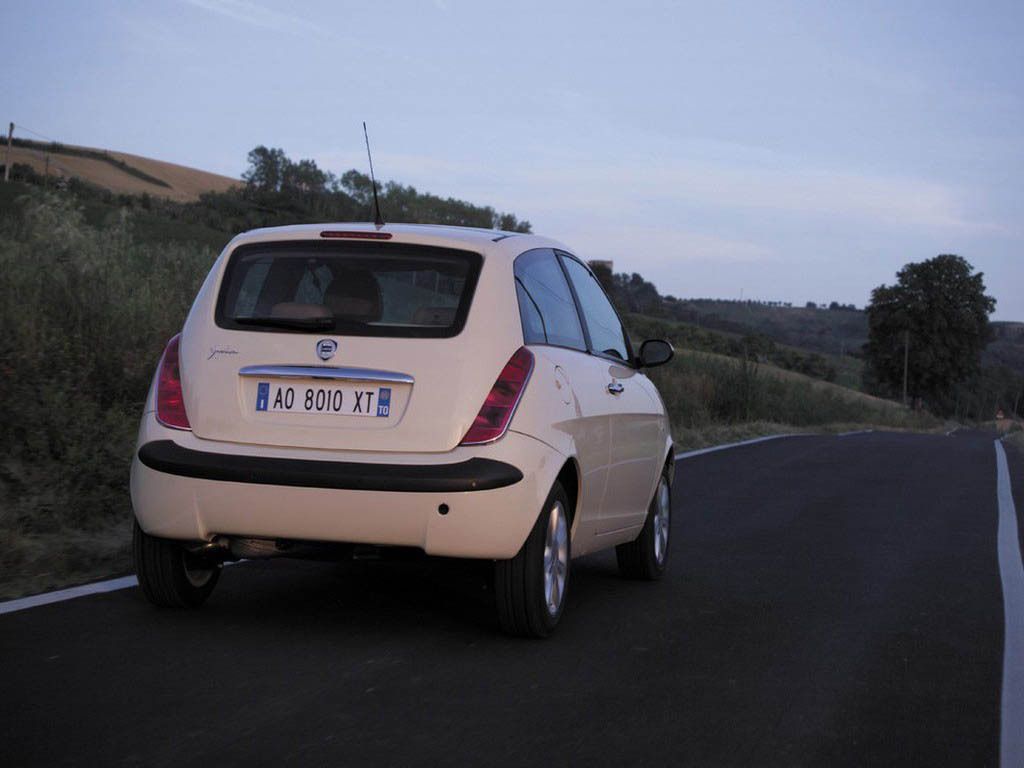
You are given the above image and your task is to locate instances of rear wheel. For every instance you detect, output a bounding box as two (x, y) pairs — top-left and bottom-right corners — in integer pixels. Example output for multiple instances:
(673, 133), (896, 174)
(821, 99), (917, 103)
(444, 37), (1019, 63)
(495, 482), (571, 637)
(133, 519), (220, 608)
(616, 468), (671, 580)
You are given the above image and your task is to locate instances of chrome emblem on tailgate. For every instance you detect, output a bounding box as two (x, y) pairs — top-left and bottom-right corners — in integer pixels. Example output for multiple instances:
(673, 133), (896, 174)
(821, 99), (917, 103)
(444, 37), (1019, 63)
(316, 339), (338, 361)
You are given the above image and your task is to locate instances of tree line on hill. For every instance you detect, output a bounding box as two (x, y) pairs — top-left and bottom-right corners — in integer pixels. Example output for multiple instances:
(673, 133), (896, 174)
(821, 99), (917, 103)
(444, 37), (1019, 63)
(2, 144), (532, 240)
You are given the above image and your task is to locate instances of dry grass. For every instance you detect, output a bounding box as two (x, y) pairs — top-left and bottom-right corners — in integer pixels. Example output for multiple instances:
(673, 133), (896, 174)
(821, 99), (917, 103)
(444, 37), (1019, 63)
(7, 144), (239, 201)
(672, 421), (810, 452)
(106, 148), (240, 199)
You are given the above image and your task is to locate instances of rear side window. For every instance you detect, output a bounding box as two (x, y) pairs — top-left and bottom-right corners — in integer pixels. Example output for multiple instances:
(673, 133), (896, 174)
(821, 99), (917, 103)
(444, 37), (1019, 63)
(560, 255), (632, 362)
(513, 249), (586, 351)
(216, 241), (482, 338)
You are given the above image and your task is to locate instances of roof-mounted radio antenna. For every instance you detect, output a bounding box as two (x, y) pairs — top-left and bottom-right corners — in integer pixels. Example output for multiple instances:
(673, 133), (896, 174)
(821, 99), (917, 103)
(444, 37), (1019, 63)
(363, 121), (385, 228)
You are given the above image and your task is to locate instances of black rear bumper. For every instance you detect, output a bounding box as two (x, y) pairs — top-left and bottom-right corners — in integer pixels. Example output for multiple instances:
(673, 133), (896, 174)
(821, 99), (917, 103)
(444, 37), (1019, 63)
(137, 440), (523, 493)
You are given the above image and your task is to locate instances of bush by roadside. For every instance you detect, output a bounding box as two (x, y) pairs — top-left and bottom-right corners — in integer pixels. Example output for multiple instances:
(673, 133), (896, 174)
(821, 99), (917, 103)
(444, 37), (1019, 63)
(0, 191), (215, 599)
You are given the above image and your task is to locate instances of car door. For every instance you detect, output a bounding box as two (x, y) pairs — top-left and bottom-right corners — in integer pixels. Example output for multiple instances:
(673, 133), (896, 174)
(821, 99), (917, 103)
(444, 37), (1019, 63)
(558, 253), (665, 537)
(513, 249), (613, 548)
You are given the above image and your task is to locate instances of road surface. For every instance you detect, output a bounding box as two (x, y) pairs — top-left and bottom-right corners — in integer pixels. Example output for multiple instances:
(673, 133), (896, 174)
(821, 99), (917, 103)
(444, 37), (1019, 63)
(2, 430), (1022, 767)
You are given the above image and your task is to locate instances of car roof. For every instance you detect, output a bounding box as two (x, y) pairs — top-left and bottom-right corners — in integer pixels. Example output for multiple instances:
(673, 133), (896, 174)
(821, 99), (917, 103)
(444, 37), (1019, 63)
(228, 222), (572, 258)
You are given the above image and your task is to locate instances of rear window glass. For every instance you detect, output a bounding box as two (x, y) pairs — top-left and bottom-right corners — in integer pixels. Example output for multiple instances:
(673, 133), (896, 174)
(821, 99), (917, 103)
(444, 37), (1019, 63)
(216, 241), (482, 338)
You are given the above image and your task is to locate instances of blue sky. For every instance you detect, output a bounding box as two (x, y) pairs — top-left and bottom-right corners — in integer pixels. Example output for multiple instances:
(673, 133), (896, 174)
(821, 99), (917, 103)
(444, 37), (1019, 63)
(4, 0), (1022, 318)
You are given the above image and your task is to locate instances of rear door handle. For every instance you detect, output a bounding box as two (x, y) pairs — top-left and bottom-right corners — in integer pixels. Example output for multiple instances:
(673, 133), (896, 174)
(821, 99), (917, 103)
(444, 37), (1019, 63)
(607, 381), (624, 395)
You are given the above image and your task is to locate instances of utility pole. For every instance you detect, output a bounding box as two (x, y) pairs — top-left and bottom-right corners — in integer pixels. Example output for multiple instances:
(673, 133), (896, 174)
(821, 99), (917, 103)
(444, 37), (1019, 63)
(902, 330), (910, 407)
(4, 122), (12, 182)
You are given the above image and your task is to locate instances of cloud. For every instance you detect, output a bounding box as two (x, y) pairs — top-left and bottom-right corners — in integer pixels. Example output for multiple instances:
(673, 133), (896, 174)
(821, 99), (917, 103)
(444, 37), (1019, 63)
(515, 157), (1001, 236)
(180, 0), (325, 37)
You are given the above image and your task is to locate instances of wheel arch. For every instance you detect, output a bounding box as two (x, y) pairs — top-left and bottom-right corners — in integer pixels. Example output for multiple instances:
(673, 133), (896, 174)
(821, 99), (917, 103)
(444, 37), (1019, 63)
(663, 443), (675, 486)
(554, 456), (581, 529)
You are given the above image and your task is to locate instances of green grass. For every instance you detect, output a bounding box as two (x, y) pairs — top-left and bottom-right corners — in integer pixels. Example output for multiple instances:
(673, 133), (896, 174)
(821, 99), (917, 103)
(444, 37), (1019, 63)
(0, 190), (216, 599)
(644, 349), (936, 441)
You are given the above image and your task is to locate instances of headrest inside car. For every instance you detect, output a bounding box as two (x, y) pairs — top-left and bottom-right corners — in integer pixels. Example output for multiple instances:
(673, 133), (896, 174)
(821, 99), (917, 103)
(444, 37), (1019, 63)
(323, 268), (383, 323)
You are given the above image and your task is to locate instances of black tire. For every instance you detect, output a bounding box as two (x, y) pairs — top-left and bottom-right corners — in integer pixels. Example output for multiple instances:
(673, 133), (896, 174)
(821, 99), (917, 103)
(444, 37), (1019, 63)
(132, 519), (220, 608)
(495, 481), (571, 638)
(616, 466), (672, 580)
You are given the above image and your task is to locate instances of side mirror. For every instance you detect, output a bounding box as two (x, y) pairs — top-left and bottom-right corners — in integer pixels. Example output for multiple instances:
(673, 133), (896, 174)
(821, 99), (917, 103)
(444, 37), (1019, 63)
(638, 339), (674, 368)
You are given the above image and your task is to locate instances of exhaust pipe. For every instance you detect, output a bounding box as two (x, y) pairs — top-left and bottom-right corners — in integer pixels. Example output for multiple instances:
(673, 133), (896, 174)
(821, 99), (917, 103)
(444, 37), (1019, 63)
(229, 538), (290, 559)
(187, 536), (291, 561)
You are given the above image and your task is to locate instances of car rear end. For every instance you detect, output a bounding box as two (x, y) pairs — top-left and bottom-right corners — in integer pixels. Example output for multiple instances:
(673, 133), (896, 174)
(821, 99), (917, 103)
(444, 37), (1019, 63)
(130, 225), (565, 560)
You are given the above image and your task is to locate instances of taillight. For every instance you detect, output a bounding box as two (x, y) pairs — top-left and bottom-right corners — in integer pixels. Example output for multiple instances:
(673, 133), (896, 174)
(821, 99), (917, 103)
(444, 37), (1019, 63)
(460, 347), (534, 445)
(156, 333), (191, 430)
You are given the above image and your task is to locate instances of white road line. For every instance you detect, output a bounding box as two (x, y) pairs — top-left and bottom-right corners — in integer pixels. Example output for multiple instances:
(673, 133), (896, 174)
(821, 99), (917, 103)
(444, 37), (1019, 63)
(0, 575), (138, 616)
(838, 429), (874, 437)
(995, 440), (1024, 768)
(947, 427), (960, 437)
(0, 560), (245, 617)
(675, 433), (804, 461)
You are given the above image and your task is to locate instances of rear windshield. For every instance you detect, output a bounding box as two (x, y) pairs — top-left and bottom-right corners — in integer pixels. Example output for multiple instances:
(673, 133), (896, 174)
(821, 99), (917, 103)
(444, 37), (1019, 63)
(215, 241), (482, 338)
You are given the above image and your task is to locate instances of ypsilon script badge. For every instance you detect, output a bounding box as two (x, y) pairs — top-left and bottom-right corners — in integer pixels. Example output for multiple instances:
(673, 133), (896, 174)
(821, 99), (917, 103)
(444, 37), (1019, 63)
(316, 339), (338, 361)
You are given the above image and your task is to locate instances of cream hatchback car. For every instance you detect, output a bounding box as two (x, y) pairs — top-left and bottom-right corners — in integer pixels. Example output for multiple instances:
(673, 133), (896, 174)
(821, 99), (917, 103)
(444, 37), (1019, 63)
(131, 223), (675, 636)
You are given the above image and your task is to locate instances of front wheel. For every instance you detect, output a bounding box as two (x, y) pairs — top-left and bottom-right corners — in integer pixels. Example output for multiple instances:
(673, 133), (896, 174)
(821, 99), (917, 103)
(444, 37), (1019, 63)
(133, 519), (220, 608)
(616, 468), (671, 580)
(495, 482), (571, 637)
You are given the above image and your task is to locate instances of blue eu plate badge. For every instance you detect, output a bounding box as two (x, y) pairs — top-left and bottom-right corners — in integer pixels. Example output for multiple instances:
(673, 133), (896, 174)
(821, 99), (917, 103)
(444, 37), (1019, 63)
(376, 388), (391, 417)
(256, 382), (270, 411)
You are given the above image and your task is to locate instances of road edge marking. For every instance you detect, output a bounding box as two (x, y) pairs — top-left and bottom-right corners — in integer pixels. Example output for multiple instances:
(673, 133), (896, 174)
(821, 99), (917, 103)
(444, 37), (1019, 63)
(0, 575), (139, 616)
(0, 560), (245, 617)
(995, 439), (1024, 768)
(838, 429), (874, 437)
(675, 433), (805, 461)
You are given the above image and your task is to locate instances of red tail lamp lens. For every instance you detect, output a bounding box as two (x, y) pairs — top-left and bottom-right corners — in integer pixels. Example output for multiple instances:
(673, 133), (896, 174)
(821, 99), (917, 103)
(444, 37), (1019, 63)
(460, 347), (534, 445)
(156, 333), (191, 430)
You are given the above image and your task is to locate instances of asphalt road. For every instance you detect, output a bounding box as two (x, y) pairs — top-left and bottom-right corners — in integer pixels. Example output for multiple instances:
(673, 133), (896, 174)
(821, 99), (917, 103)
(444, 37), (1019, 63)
(2, 430), (1022, 767)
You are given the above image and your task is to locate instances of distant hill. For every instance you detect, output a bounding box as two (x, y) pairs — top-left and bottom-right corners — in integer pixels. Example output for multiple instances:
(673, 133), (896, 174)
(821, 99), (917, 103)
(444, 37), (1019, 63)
(4, 138), (239, 201)
(657, 299), (1024, 378)
(669, 299), (868, 358)
(987, 322), (1024, 374)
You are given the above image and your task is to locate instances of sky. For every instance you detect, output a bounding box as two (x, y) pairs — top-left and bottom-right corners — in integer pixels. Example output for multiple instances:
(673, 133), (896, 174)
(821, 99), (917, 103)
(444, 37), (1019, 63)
(3, 0), (1022, 318)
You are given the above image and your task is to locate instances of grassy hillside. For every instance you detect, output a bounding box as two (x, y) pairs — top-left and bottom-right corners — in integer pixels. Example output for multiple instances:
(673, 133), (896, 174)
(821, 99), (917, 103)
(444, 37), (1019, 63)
(623, 315), (936, 449)
(4, 138), (239, 201)
(625, 312), (866, 390)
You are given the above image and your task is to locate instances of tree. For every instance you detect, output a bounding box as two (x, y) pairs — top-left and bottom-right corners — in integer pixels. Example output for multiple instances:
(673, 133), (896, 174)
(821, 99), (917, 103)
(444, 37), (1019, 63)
(242, 146), (289, 191)
(864, 254), (995, 412)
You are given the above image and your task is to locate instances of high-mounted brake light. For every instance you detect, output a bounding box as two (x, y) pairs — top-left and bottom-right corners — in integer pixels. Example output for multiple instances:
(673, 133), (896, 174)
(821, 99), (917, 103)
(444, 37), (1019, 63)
(460, 347), (534, 445)
(156, 333), (191, 430)
(319, 230), (392, 240)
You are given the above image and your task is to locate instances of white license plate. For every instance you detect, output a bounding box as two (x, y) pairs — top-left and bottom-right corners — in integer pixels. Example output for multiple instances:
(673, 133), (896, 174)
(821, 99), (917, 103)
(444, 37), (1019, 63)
(255, 381), (392, 417)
